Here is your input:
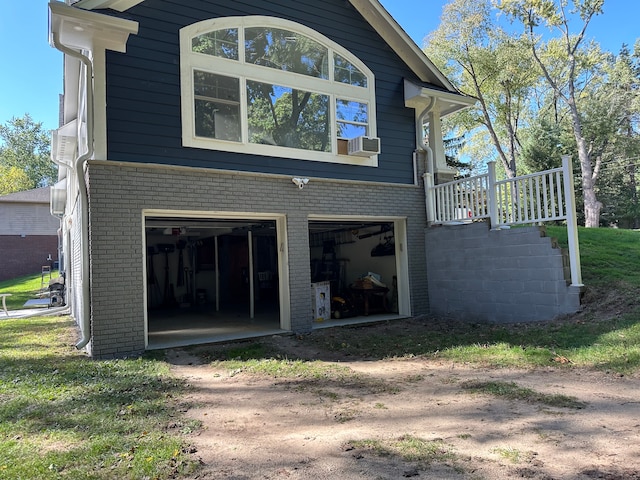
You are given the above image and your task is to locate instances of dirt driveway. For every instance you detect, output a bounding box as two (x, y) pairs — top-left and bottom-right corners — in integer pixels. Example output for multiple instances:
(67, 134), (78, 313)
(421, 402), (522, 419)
(166, 321), (640, 480)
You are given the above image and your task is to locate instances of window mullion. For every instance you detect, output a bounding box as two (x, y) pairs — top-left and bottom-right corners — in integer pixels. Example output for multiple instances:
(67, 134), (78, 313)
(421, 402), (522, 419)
(239, 27), (248, 143)
(328, 48), (334, 83)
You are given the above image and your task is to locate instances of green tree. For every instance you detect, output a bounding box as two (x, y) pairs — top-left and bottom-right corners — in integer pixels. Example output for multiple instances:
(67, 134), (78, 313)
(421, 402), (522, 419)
(593, 42), (640, 227)
(0, 165), (32, 195)
(0, 114), (56, 190)
(498, 0), (607, 227)
(425, 0), (538, 178)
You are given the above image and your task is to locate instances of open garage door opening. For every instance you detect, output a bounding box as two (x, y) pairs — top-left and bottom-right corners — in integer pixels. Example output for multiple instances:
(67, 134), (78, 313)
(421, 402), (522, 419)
(145, 215), (284, 349)
(309, 218), (408, 327)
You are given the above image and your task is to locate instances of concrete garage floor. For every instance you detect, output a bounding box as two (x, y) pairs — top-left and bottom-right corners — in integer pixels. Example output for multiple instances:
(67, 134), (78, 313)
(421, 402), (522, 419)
(147, 307), (403, 350)
(147, 307), (283, 350)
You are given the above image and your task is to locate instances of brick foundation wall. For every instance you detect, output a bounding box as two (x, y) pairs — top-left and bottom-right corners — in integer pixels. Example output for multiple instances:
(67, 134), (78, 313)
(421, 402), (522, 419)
(0, 235), (59, 282)
(85, 161), (429, 358)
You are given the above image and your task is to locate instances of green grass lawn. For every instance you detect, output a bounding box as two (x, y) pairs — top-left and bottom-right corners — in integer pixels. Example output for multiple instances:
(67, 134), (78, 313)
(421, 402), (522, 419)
(0, 316), (198, 479)
(546, 225), (640, 287)
(0, 271), (58, 310)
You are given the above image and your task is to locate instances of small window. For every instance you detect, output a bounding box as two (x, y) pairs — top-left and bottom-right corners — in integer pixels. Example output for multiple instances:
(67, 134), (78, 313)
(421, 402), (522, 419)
(336, 100), (368, 139)
(181, 16), (378, 166)
(194, 71), (241, 142)
(334, 54), (367, 87)
(192, 29), (239, 60)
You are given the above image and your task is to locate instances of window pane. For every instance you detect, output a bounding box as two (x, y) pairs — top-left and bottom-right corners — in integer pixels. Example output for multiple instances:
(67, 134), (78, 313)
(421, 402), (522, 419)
(247, 80), (330, 151)
(245, 27), (328, 79)
(336, 99), (368, 138)
(337, 100), (368, 123)
(337, 122), (367, 139)
(194, 71), (241, 141)
(192, 29), (239, 60)
(334, 54), (367, 87)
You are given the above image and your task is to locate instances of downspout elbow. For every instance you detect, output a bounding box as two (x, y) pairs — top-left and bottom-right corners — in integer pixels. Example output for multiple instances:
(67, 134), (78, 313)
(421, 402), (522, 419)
(50, 32), (94, 350)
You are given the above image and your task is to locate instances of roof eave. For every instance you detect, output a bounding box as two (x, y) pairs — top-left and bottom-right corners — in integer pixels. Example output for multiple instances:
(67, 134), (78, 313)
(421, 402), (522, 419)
(404, 80), (477, 117)
(49, 1), (139, 52)
(69, 0), (143, 13)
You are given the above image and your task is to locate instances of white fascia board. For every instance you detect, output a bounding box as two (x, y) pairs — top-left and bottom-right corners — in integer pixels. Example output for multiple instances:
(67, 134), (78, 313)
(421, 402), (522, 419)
(348, 0), (456, 91)
(62, 54), (80, 126)
(70, 0), (144, 13)
(404, 79), (476, 117)
(49, 1), (138, 52)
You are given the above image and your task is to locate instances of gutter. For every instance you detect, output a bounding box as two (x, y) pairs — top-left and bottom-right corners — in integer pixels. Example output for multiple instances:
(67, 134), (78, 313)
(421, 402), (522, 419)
(50, 32), (94, 350)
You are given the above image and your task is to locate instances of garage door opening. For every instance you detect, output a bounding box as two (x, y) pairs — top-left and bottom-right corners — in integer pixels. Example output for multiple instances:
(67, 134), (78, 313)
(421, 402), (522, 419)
(309, 218), (409, 327)
(145, 215), (285, 349)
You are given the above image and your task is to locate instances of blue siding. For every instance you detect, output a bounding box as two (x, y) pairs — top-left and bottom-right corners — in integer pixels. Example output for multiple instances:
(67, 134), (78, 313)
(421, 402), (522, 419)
(103, 0), (426, 183)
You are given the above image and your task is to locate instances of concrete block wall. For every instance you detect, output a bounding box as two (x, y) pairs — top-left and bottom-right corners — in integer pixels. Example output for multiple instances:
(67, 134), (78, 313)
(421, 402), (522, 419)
(85, 160), (429, 358)
(425, 221), (582, 323)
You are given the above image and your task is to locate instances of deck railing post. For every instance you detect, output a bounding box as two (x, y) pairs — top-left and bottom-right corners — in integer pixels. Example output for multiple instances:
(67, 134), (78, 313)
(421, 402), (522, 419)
(487, 161), (499, 228)
(562, 155), (583, 286)
(423, 172), (436, 224)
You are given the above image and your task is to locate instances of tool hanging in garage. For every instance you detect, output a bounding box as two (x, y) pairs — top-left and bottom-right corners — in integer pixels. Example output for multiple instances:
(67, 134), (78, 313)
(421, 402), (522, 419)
(176, 240), (186, 287)
(147, 246), (162, 307)
(158, 244), (175, 307)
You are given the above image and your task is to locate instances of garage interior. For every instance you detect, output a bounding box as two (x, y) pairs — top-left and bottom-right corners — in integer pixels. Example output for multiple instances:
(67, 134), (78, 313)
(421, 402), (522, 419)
(145, 216), (400, 350)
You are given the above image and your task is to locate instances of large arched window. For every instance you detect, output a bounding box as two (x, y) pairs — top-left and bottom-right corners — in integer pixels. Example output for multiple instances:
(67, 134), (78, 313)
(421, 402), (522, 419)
(180, 16), (378, 166)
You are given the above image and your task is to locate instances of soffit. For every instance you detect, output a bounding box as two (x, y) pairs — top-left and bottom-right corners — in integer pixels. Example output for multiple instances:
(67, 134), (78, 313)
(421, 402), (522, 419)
(50, 1), (138, 52)
(404, 80), (477, 117)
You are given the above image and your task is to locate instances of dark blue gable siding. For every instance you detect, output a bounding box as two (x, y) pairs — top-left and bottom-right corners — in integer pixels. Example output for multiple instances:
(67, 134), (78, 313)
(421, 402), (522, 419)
(104, 0), (425, 184)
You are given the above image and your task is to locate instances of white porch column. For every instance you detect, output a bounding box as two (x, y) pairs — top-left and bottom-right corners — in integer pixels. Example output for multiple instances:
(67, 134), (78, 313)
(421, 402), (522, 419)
(426, 103), (456, 180)
(562, 155), (583, 287)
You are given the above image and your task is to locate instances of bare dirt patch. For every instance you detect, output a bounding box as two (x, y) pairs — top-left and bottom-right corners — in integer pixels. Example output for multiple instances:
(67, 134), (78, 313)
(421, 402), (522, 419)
(165, 319), (640, 480)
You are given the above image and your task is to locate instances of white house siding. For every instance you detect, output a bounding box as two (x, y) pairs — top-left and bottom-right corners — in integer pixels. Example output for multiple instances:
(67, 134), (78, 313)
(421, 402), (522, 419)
(85, 160), (429, 358)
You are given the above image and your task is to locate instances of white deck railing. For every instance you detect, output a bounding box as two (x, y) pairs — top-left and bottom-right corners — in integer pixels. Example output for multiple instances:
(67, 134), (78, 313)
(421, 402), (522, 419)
(424, 155), (582, 286)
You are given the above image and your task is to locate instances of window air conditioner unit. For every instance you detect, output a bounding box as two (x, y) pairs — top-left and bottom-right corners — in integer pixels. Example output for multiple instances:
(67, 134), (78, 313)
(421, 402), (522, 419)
(348, 136), (380, 156)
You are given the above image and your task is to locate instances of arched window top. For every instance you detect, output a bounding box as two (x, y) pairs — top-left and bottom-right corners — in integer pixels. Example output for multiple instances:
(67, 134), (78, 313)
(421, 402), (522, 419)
(180, 16), (378, 166)
(185, 16), (371, 88)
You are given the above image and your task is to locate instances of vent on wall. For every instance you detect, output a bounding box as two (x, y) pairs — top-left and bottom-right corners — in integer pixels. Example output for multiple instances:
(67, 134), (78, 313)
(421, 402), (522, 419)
(347, 136), (380, 156)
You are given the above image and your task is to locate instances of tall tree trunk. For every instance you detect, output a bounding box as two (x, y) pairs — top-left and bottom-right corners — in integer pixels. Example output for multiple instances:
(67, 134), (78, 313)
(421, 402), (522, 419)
(570, 103), (602, 227)
(629, 164), (639, 229)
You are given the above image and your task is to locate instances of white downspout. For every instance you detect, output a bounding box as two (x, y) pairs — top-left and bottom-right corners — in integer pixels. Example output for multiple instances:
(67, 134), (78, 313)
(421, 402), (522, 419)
(419, 97), (436, 224)
(50, 32), (94, 350)
(418, 97), (436, 175)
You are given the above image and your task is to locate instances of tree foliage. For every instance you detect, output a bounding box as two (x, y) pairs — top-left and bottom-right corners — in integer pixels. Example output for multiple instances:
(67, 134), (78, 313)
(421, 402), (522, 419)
(0, 165), (32, 195)
(496, 0), (609, 226)
(0, 114), (56, 191)
(425, 0), (538, 178)
(426, 0), (640, 227)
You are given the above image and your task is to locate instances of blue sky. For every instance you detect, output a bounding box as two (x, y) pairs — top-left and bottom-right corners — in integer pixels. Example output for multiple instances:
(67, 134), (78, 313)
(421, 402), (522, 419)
(0, 1), (637, 134)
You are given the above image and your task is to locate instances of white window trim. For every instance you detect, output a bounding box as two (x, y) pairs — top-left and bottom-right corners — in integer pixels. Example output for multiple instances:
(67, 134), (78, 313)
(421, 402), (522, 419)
(180, 16), (378, 167)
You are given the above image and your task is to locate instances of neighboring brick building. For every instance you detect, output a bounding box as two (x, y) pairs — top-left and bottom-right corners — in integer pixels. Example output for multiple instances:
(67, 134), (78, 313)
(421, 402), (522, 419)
(0, 187), (60, 282)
